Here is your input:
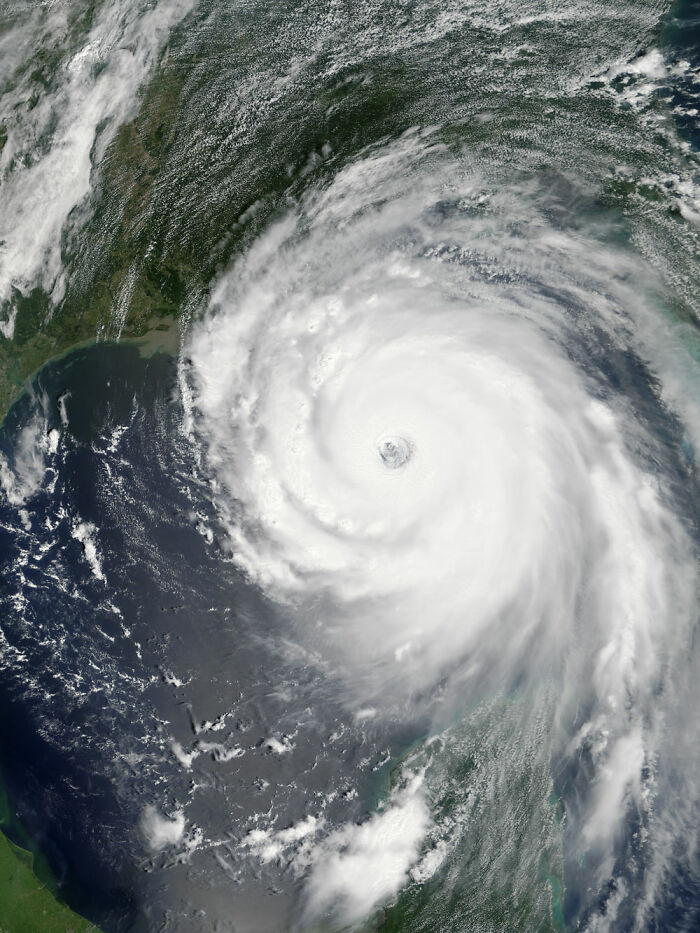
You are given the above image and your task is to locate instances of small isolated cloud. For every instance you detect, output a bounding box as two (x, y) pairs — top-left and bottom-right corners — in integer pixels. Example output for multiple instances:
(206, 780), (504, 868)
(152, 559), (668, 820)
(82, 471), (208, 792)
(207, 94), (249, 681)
(139, 805), (185, 852)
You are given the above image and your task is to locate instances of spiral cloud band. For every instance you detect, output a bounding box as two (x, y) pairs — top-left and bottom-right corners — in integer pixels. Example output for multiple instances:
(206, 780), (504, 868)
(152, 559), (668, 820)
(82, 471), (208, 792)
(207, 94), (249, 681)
(186, 132), (698, 924)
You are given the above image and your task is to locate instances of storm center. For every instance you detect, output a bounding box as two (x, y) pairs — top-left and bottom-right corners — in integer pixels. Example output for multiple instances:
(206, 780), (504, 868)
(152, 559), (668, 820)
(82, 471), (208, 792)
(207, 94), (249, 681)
(377, 435), (412, 469)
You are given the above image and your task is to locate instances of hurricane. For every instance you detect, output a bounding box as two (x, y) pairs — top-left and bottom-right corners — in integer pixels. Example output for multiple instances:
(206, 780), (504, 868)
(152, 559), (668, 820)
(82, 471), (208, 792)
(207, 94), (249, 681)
(0, 0), (699, 930)
(182, 131), (700, 927)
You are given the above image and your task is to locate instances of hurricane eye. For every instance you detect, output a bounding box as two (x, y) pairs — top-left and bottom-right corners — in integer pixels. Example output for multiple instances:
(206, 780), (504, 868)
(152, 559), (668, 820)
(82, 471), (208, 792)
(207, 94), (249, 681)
(377, 436), (412, 469)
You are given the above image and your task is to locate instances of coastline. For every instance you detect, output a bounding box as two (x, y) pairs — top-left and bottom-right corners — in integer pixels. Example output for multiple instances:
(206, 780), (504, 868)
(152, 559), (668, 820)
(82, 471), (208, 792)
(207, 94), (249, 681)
(0, 328), (182, 930)
(0, 782), (98, 932)
(0, 314), (180, 431)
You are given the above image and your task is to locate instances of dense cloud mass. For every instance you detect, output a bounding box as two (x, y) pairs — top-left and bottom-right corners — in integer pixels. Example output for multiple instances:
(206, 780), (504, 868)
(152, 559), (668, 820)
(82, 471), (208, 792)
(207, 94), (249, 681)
(186, 133), (699, 926)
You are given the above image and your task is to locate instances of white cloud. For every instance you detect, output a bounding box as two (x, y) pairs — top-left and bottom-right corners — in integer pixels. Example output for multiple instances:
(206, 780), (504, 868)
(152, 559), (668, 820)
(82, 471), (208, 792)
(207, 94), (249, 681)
(0, 411), (54, 506)
(301, 773), (430, 928)
(0, 0), (196, 337)
(139, 805), (185, 851)
(183, 126), (698, 922)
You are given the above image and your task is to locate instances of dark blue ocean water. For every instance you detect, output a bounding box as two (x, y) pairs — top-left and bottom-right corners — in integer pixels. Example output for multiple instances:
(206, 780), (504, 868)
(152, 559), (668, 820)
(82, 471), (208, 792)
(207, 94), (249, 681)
(0, 344), (419, 931)
(665, 0), (700, 150)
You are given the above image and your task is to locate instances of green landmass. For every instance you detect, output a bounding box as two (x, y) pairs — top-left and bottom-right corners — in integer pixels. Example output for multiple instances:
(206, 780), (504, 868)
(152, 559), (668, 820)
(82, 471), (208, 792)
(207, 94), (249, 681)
(0, 780), (98, 932)
(2, 1), (697, 428)
(372, 693), (565, 933)
(0, 831), (97, 933)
